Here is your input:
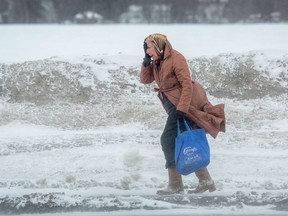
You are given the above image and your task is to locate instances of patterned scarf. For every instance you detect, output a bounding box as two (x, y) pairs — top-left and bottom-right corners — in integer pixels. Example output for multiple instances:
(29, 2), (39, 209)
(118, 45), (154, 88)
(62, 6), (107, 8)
(145, 33), (167, 55)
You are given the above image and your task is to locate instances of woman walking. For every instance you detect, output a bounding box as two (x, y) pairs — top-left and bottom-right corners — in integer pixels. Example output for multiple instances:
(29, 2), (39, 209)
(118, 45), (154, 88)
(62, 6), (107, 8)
(140, 33), (225, 195)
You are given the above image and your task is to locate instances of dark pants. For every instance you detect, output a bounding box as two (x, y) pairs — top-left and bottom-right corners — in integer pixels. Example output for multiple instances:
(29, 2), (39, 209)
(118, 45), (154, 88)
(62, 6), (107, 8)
(160, 108), (199, 168)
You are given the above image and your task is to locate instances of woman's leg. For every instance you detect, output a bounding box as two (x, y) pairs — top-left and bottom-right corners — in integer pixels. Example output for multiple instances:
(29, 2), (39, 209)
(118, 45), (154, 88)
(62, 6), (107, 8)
(157, 110), (184, 194)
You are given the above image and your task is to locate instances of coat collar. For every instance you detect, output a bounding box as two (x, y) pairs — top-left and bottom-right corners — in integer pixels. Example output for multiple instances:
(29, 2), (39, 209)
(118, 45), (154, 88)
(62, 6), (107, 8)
(163, 40), (173, 60)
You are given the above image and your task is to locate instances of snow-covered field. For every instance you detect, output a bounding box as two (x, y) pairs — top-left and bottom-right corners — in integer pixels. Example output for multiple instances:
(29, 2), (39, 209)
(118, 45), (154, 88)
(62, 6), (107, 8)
(0, 24), (288, 215)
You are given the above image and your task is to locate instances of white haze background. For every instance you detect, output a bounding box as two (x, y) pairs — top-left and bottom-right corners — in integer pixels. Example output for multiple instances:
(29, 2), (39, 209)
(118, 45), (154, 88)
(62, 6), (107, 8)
(0, 24), (288, 216)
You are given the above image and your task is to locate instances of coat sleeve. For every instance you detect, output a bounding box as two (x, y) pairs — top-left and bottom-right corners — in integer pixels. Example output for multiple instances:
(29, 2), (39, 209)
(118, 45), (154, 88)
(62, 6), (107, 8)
(173, 54), (192, 113)
(140, 64), (154, 84)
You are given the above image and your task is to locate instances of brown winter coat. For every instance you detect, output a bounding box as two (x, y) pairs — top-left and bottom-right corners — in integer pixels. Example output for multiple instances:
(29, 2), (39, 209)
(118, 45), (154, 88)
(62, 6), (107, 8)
(140, 40), (225, 138)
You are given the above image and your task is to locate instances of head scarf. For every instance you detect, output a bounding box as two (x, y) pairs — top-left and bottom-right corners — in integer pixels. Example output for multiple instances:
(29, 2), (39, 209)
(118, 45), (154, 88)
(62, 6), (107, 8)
(145, 33), (167, 55)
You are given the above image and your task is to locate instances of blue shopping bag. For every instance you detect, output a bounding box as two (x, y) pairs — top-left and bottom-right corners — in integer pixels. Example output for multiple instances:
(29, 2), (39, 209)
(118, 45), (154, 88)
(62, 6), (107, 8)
(175, 119), (210, 175)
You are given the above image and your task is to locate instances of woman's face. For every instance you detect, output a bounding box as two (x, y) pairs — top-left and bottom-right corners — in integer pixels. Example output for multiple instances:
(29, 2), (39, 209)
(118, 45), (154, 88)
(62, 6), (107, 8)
(145, 40), (160, 60)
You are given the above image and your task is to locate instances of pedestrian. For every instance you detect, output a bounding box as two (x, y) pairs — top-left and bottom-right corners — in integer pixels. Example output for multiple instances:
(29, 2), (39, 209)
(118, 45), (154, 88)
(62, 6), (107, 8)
(140, 33), (225, 195)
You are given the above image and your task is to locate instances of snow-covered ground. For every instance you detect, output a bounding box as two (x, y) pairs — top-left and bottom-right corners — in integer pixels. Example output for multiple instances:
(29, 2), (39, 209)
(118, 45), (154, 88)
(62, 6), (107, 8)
(0, 24), (288, 215)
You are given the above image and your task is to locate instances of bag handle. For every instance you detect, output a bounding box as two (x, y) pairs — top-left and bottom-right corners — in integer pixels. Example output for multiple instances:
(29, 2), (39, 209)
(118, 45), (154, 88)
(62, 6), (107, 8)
(177, 118), (191, 135)
(176, 118), (191, 163)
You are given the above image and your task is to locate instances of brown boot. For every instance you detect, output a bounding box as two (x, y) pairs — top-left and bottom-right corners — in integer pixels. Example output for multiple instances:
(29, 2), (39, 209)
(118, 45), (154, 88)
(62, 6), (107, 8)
(157, 168), (184, 195)
(188, 168), (216, 194)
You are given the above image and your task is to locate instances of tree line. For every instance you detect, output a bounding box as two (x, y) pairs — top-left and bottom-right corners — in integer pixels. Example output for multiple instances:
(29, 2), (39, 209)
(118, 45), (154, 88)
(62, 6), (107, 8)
(0, 0), (287, 24)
